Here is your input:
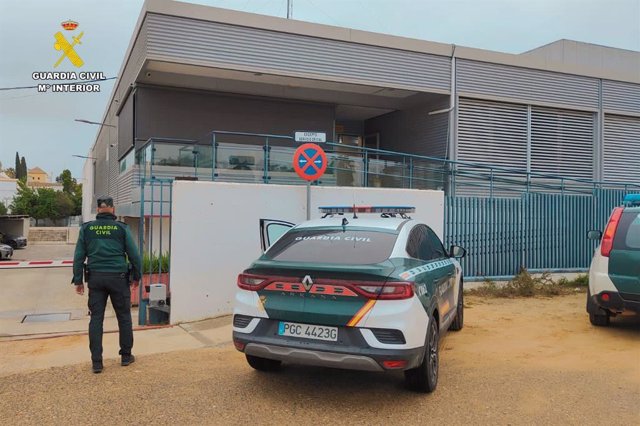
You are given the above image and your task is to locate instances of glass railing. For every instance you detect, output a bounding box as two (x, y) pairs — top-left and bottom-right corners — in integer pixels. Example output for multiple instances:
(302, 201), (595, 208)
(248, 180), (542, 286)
(135, 132), (640, 196)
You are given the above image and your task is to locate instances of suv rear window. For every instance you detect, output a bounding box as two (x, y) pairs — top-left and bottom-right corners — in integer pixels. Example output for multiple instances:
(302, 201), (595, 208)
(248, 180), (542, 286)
(264, 228), (398, 265)
(614, 211), (640, 250)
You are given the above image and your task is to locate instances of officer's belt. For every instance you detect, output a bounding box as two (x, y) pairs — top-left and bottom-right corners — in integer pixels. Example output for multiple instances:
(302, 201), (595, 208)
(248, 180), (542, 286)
(89, 271), (127, 278)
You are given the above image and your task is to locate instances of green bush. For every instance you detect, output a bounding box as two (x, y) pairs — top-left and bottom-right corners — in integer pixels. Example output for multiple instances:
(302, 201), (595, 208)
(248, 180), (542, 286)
(141, 252), (170, 274)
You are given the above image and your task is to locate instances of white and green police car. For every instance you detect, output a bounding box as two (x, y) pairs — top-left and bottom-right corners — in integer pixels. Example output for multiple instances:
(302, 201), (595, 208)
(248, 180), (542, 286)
(587, 194), (640, 326)
(233, 206), (466, 393)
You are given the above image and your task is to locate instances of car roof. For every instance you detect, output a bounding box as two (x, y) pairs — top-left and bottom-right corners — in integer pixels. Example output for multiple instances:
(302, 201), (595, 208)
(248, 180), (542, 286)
(295, 216), (413, 231)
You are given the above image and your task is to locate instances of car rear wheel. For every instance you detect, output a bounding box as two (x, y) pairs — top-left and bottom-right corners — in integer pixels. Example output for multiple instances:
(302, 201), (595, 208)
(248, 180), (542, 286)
(589, 312), (610, 327)
(449, 278), (464, 331)
(587, 288), (610, 327)
(405, 316), (439, 393)
(245, 354), (282, 372)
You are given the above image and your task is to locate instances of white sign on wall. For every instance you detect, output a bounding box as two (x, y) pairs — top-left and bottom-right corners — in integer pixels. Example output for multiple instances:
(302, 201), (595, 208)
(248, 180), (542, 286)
(294, 131), (326, 143)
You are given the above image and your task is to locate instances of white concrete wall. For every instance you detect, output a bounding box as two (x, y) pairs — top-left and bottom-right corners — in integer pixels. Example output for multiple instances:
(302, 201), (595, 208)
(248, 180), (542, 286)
(170, 181), (444, 323)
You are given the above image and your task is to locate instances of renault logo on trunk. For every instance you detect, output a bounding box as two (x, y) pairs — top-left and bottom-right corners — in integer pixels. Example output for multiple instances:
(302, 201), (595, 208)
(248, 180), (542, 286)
(301, 275), (314, 291)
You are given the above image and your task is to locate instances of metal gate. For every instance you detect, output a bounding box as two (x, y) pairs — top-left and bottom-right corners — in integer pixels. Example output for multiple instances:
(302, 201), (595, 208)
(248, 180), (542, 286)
(136, 177), (173, 325)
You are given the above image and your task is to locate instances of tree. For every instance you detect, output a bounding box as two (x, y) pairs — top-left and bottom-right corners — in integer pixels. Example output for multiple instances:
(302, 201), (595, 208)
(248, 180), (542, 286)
(4, 168), (15, 178)
(20, 157), (27, 181)
(0, 202), (7, 215)
(55, 169), (82, 216)
(10, 180), (36, 216)
(14, 152), (20, 179)
(54, 191), (75, 219)
(56, 169), (76, 193)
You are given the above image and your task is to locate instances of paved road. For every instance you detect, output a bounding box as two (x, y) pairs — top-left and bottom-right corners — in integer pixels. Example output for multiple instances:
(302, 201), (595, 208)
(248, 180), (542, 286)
(0, 268), (119, 338)
(5, 244), (75, 261)
(0, 293), (638, 425)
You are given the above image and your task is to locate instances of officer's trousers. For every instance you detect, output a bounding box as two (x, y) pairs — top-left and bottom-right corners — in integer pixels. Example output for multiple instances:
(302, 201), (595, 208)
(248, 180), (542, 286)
(87, 273), (133, 362)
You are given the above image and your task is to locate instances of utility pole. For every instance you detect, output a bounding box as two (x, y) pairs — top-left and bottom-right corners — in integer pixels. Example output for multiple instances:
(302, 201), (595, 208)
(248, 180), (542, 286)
(287, 0), (293, 19)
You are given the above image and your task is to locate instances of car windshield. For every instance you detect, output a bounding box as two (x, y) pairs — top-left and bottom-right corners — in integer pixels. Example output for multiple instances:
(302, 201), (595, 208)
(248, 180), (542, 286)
(615, 211), (640, 250)
(264, 228), (398, 265)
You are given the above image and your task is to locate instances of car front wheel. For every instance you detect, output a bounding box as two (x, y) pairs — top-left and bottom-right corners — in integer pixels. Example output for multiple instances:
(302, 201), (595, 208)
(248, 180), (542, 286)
(405, 316), (439, 393)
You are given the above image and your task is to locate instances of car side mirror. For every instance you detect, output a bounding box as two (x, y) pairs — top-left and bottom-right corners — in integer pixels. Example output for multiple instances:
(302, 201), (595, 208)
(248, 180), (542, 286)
(449, 245), (466, 259)
(587, 230), (602, 240)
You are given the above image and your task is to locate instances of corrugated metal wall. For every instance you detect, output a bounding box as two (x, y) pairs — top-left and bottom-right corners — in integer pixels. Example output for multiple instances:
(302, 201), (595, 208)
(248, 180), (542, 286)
(602, 80), (640, 115)
(530, 106), (595, 180)
(603, 114), (640, 185)
(145, 13), (451, 92)
(456, 59), (599, 110)
(457, 98), (528, 169)
(445, 189), (629, 278)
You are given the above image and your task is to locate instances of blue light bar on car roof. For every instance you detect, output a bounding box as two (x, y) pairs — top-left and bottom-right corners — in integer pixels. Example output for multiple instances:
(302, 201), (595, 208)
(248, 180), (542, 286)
(623, 194), (640, 207)
(319, 206), (416, 214)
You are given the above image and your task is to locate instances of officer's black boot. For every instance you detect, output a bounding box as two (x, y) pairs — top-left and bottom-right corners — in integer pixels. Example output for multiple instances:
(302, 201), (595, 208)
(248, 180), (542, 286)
(92, 361), (103, 374)
(121, 354), (135, 366)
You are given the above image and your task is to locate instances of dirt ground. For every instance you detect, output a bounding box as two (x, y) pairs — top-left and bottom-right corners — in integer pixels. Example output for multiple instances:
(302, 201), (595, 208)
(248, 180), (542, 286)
(0, 293), (638, 425)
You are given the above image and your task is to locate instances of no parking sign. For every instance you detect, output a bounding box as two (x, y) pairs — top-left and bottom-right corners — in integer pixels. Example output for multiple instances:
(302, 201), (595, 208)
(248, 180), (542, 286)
(293, 143), (327, 182)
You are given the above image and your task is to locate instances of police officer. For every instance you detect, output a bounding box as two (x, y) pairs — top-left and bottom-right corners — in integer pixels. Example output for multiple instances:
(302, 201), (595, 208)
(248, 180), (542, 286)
(72, 196), (142, 373)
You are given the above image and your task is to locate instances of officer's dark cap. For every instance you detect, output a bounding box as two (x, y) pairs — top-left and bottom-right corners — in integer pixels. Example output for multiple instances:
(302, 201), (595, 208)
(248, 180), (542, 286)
(96, 196), (114, 208)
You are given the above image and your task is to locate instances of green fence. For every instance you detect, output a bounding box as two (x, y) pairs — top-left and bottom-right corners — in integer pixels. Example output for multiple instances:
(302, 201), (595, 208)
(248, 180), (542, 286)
(445, 189), (631, 279)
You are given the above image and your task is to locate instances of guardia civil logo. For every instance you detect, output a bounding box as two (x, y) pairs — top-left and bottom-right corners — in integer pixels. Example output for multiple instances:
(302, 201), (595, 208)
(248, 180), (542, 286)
(54, 20), (84, 68)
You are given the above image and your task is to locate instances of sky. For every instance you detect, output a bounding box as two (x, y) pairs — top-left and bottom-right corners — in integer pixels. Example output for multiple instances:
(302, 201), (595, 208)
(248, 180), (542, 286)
(0, 0), (639, 180)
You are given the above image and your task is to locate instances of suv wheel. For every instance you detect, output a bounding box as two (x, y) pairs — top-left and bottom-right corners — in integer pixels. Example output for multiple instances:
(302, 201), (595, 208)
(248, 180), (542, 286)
(449, 278), (464, 331)
(589, 311), (610, 327)
(405, 316), (439, 393)
(587, 288), (610, 327)
(246, 354), (281, 372)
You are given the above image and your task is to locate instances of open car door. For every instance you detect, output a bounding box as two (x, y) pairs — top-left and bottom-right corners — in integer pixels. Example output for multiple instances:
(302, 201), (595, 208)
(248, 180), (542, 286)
(260, 219), (295, 252)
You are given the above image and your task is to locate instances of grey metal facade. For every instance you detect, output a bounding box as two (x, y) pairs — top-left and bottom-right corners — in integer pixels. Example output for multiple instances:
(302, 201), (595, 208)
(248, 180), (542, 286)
(87, 1), (640, 215)
(144, 13), (451, 92)
(456, 59), (599, 110)
(603, 114), (640, 184)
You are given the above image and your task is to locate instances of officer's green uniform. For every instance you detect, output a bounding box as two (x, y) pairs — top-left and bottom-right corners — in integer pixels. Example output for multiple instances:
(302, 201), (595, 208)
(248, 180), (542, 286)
(72, 197), (142, 365)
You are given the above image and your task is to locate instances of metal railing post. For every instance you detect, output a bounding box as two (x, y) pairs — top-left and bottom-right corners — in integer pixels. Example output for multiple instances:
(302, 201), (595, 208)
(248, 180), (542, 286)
(363, 150), (368, 187)
(263, 137), (270, 184)
(212, 133), (217, 181)
(409, 157), (414, 189)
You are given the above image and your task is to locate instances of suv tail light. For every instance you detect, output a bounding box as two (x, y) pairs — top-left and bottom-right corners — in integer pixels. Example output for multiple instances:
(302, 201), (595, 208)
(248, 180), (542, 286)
(237, 273), (269, 291)
(601, 207), (623, 257)
(237, 274), (414, 300)
(351, 281), (414, 300)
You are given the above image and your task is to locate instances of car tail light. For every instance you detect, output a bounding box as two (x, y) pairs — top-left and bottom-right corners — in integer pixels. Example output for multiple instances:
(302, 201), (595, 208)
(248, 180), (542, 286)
(601, 292), (610, 302)
(351, 281), (414, 300)
(601, 207), (623, 257)
(237, 274), (269, 291)
(233, 340), (245, 351)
